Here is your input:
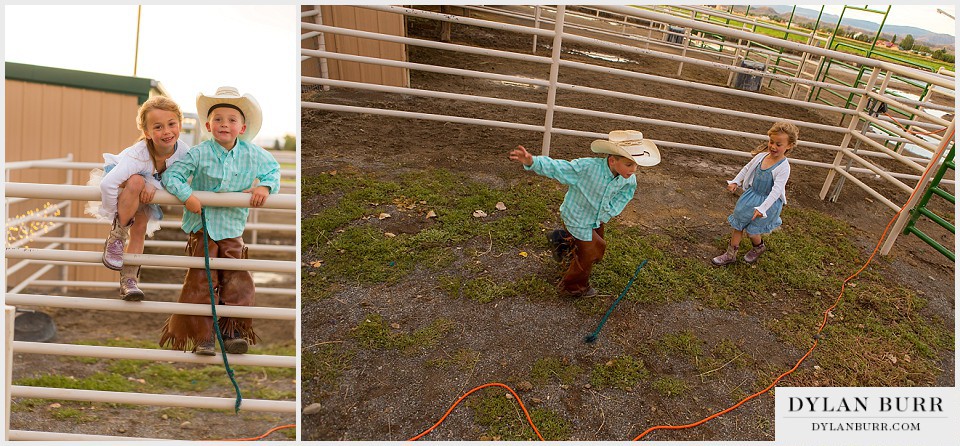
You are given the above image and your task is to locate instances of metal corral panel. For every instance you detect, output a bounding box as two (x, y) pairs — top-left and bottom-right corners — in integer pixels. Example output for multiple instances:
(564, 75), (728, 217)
(302, 5), (409, 87)
(5, 63), (149, 285)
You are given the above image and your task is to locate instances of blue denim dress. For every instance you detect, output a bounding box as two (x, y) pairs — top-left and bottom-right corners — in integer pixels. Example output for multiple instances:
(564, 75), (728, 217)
(727, 155), (785, 235)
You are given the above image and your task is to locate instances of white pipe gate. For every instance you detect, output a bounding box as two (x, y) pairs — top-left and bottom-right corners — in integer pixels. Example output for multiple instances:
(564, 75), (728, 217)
(301, 4), (954, 256)
(4, 160), (298, 441)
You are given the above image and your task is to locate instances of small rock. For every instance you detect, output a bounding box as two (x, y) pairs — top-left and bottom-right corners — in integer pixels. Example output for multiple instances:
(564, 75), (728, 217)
(378, 212), (391, 220)
(161, 414), (169, 420)
(813, 365), (821, 371)
(472, 210), (488, 218)
(48, 403), (61, 409)
(390, 323), (401, 329)
(180, 421), (191, 428)
(516, 381), (533, 392)
(505, 393), (514, 400)
(118, 428), (126, 434)
(495, 202), (507, 211)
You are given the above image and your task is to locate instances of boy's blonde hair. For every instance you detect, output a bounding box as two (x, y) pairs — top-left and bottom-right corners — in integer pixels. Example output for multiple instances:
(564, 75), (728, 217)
(136, 95), (183, 161)
(751, 121), (800, 155)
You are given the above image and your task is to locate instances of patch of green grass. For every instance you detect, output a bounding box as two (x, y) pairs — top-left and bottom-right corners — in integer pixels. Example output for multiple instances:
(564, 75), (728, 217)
(468, 388), (570, 440)
(439, 274), (555, 303)
(302, 169), (561, 285)
(651, 377), (689, 397)
(250, 387), (296, 400)
(10, 398), (45, 412)
(698, 338), (750, 376)
(768, 280), (954, 386)
(530, 356), (581, 385)
(351, 314), (453, 353)
(50, 407), (97, 422)
(659, 331), (704, 359)
(302, 343), (354, 394)
(425, 349), (480, 371)
(589, 355), (650, 390)
(15, 372), (137, 392)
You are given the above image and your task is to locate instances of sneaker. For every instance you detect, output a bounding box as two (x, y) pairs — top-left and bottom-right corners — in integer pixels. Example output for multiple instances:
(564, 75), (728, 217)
(194, 339), (216, 356)
(711, 245), (739, 266)
(223, 337), (249, 355)
(744, 242), (767, 264)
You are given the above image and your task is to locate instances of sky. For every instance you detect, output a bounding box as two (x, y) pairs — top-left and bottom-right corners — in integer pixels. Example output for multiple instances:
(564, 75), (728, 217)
(819, 4), (956, 36)
(4, 5), (297, 147)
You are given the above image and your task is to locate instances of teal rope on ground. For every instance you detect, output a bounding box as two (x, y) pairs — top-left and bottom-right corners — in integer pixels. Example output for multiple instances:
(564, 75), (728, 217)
(201, 208), (243, 413)
(584, 259), (648, 343)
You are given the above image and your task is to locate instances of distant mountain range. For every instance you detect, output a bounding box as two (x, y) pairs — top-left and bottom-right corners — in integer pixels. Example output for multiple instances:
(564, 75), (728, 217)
(747, 5), (956, 47)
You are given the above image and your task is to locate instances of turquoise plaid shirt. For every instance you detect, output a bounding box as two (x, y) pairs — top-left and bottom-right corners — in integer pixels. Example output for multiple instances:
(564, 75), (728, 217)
(162, 139), (281, 241)
(526, 156), (637, 241)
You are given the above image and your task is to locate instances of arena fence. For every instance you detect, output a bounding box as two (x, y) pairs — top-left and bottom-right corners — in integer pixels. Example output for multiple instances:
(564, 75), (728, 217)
(301, 4), (954, 256)
(4, 161), (298, 441)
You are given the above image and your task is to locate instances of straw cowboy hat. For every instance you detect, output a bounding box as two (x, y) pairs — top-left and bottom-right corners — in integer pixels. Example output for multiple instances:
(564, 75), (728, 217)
(590, 130), (661, 166)
(196, 86), (262, 142)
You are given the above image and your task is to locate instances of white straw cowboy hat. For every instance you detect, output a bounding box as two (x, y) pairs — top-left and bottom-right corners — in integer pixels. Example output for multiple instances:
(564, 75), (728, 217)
(196, 86), (262, 142)
(590, 130), (661, 166)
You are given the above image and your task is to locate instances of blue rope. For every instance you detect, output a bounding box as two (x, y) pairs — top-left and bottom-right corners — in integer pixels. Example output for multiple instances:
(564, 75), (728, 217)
(584, 259), (649, 343)
(200, 208), (243, 413)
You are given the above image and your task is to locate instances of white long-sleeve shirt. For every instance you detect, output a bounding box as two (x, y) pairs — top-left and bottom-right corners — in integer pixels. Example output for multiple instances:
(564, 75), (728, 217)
(727, 152), (791, 218)
(96, 139), (190, 220)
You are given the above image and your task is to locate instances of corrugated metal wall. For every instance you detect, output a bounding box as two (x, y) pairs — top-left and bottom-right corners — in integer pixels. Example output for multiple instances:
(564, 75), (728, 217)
(5, 79), (142, 285)
(302, 5), (409, 87)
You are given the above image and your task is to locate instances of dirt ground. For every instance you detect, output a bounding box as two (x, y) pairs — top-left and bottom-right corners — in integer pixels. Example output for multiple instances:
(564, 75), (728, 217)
(300, 13), (954, 442)
(7, 209), (296, 441)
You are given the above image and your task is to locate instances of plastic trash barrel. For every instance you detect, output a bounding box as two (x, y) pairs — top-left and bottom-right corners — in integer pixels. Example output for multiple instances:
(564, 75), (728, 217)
(733, 60), (766, 92)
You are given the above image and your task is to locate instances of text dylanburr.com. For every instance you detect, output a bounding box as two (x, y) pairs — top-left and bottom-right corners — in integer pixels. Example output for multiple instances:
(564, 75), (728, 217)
(775, 387), (957, 445)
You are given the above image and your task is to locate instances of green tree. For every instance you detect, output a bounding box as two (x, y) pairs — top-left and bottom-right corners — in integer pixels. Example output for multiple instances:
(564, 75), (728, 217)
(282, 133), (296, 151)
(899, 34), (914, 51)
(273, 139), (281, 150)
(891, 34), (897, 44)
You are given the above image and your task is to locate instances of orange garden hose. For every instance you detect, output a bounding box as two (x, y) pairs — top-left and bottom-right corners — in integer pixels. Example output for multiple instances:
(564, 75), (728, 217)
(219, 423), (296, 441)
(885, 111), (948, 136)
(409, 382), (544, 441)
(412, 127), (955, 442)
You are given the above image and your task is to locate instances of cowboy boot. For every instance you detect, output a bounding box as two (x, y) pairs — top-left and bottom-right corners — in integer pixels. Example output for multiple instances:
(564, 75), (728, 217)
(120, 265), (144, 301)
(223, 332), (249, 354)
(744, 241), (767, 264)
(102, 215), (132, 271)
(711, 244), (739, 266)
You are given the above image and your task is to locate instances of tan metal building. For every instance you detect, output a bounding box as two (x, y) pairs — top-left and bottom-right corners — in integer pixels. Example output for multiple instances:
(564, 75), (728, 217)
(5, 62), (165, 285)
(301, 5), (409, 87)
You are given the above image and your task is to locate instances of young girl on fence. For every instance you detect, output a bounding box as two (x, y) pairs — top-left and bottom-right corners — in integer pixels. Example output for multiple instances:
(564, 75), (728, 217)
(712, 121), (798, 266)
(86, 96), (190, 300)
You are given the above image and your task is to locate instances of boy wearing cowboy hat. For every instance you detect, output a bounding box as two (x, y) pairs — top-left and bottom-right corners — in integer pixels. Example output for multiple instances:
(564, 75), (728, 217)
(508, 130), (660, 298)
(160, 86), (281, 355)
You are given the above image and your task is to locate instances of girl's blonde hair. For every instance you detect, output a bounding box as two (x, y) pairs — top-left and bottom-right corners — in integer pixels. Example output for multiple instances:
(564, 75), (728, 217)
(135, 95), (183, 162)
(751, 121), (800, 155)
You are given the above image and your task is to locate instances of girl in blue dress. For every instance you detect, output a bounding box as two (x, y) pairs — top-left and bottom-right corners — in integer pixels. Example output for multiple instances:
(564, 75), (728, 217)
(712, 122), (799, 265)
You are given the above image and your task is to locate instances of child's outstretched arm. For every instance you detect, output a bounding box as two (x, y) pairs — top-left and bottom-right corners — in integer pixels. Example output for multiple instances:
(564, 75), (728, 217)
(162, 150), (201, 214)
(509, 145), (582, 186)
